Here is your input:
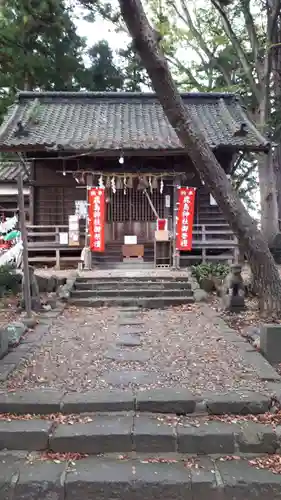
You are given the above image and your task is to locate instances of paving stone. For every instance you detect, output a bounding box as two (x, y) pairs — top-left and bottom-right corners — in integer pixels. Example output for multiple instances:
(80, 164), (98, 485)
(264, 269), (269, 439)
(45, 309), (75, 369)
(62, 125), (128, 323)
(0, 420), (52, 451)
(133, 415), (176, 452)
(134, 460), (191, 498)
(20, 331), (43, 344)
(267, 382), (281, 403)
(205, 391), (271, 415)
(0, 453), (25, 500)
(239, 349), (281, 381)
(191, 457), (218, 500)
(62, 389), (134, 413)
(65, 457), (191, 500)
(136, 388), (196, 414)
(0, 364), (16, 381)
(50, 415), (133, 454)
(0, 389), (64, 414)
(3, 351), (29, 365)
(116, 334), (141, 347)
(65, 457), (135, 500)
(237, 422), (278, 453)
(217, 459), (281, 499)
(105, 348), (150, 363)
(177, 422), (236, 454)
(117, 327), (144, 335)
(15, 461), (66, 500)
(118, 319), (144, 327)
(102, 370), (158, 387)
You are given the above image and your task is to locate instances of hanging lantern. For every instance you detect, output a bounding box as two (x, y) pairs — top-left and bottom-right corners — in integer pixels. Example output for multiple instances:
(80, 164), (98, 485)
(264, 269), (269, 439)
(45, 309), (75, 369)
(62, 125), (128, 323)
(111, 176), (116, 194)
(98, 175), (104, 188)
(152, 176), (158, 190)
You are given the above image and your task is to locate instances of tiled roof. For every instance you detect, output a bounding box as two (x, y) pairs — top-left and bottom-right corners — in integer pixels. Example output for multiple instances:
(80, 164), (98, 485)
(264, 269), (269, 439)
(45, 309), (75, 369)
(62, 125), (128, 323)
(0, 91), (269, 152)
(0, 161), (30, 182)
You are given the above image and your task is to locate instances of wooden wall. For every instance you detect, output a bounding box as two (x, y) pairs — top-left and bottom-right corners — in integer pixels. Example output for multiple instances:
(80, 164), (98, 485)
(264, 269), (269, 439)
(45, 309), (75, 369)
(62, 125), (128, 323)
(32, 152), (231, 232)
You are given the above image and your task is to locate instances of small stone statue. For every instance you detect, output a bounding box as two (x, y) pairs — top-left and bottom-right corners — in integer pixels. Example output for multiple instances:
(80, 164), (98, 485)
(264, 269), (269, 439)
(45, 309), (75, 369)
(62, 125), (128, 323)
(221, 264), (246, 312)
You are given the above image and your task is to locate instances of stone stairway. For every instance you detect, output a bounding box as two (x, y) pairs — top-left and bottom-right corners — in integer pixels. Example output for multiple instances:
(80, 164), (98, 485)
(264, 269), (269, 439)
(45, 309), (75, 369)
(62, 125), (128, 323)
(69, 276), (194, 308)
(2, 303), (281, 497)
(0, 387), (280, 498)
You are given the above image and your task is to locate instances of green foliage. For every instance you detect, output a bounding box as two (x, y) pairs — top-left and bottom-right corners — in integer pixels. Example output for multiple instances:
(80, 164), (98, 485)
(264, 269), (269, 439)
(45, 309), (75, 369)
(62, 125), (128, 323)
(0, 264), (21, 297)
(82, 40), (124, 91)
(0, 0), (148, 122)
(118, 43), (150, 91)
(191, 262), (230, 282)
(0, 0), (86, 120)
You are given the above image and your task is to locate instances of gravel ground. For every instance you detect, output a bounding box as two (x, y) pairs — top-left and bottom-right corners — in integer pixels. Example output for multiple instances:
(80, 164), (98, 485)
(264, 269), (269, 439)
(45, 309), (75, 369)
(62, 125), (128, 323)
(1, 303), (271, 394)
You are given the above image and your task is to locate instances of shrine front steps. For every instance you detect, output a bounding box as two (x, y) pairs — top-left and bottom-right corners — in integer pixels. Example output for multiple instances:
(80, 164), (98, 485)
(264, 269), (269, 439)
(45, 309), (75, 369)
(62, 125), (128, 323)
(0, 389), (280, 497)
(2, 453), (281, 500)
(0, 388), (277, 457)
(69, 276), (194, 308)
(0, 414), (279, 456)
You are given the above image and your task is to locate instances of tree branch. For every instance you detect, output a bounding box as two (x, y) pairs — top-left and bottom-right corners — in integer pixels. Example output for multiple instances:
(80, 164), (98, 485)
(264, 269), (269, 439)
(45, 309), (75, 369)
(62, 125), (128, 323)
(211, 0), (262, 103)
(166, 56), (206, 90)
(240, 0), (263, 82)
(116, 0), (281, 312)
(176, 0), (233, 87)
(233, 162), (258, 190)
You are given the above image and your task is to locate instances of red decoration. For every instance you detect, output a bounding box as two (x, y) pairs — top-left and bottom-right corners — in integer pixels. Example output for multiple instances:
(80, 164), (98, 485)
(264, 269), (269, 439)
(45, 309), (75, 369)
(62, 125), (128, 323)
(88, 187), (105, 252)
(176, 187), (196, 251)
(157, 219), (168, 231)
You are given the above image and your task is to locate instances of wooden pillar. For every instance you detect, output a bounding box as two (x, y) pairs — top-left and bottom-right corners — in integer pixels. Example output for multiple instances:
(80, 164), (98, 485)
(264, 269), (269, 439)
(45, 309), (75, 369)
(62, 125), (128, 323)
(28, 161), (35, 225)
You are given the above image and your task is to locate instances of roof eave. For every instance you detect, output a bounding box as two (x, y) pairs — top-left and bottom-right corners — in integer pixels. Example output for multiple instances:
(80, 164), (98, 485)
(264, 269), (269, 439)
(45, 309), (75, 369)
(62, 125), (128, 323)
(0, 143), (270, 155)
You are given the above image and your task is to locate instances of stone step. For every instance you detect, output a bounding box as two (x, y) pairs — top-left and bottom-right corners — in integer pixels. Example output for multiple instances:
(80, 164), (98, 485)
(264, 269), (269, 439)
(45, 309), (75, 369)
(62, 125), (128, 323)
(0, 414), (278, 455)
(1, 453), (280, 499)
(75, 281), (192, 290)
(0, 389), (271, 415)
(76, 277), (191, 283)
(68, 296), (195, 308)
(71, 288), (194, 299)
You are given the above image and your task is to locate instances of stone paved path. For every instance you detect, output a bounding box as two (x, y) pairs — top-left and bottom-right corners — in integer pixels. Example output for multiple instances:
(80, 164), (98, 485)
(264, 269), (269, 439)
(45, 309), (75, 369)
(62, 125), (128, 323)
(1, 303), (275, 395)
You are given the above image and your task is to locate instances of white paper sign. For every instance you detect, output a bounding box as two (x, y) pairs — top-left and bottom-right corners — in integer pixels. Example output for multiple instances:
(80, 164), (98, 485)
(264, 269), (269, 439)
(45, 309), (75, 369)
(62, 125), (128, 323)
(75, 200), (88, 219)
(59, 232), (68, 245)
(165, 195), (170, 208)
(124, 235), (137, 244)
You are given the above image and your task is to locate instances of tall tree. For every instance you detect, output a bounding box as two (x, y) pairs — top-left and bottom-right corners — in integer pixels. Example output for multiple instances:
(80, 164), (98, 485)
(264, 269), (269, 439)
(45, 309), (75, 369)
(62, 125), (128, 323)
(0, 0), (86, 119)
(146, 0), (281, 244)
(118, 42), (150, 91)
(82, 40), (124, 91)
(113, 0), (281, 313)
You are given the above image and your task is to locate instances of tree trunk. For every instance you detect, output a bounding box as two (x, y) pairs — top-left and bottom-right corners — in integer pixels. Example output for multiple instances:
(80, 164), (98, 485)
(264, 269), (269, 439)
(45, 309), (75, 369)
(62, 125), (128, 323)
(118, 0), (281, 314)
(258, 151), (279, 243)
(274, 144), (281, 226)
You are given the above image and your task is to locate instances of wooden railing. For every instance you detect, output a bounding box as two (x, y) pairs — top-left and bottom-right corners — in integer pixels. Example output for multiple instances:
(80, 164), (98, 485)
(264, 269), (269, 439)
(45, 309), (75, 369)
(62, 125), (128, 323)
(181, 223), (238, 263)
(26, 223), (238, 269)
(27, 225), (85, 269)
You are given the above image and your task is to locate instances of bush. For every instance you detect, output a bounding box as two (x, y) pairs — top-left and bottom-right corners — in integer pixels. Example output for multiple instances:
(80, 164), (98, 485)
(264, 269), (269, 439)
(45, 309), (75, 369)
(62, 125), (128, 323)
(191, 263), (230, 291)
(0, 263), (21, 297)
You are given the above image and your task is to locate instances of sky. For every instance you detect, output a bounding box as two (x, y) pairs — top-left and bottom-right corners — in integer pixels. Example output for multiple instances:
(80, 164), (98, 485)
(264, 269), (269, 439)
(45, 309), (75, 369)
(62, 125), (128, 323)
(74, 6), (128, 58)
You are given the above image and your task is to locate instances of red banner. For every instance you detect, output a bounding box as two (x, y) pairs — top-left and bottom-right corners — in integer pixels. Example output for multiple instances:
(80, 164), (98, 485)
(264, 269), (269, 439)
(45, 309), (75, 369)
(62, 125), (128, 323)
(88, 187), (105, 252)
(176, 187), (196, 251)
